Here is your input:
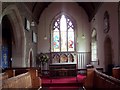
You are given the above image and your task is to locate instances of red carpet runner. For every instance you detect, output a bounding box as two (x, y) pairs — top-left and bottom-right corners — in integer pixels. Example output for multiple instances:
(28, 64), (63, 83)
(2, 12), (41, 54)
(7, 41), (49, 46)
(41, 74), (86, 90)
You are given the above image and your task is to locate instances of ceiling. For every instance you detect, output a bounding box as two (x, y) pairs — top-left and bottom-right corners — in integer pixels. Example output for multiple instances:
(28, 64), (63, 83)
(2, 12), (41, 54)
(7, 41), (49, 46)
(24, 2), (102, 24)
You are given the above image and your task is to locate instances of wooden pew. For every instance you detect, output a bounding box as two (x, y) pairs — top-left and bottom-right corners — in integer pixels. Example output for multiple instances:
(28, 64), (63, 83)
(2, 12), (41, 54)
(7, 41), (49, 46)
(112, 67), (120, 79)
(0, 73), (8, 81)
(0, 73), (8, 90)
(4, 67), (40, 76)
(0, 69), (14, 81)
(1, 68), (41, 89)
(84, 69), (95, 88)
(85, 68), (120, 90)
(2, 72), (32, 88)
(28, 68), (41, 88)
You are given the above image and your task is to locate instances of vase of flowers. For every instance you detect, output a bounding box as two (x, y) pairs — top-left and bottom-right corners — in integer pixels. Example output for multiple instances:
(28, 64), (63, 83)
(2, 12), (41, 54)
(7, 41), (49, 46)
(36, 53), (49, 73)
(36, 53), (49, 66)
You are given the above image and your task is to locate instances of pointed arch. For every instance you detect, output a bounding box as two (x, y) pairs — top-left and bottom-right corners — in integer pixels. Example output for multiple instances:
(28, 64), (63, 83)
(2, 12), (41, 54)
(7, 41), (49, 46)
(2, 5), (26, 67)
(91, 28), (98, 62)
(104, 35), (113, 75)
(51, 12), (76, 52)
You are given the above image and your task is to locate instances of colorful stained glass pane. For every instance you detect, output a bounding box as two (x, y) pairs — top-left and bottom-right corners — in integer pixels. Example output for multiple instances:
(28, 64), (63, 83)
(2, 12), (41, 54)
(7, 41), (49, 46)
(53, 28), (60, 52)
(52, 14), (75, 52)
(68, 27), (74, 51)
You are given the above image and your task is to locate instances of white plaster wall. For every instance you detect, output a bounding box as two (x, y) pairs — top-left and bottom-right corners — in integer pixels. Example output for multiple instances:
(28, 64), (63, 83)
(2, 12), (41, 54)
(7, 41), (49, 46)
(37, 2), (90, 53)
(91, 2), (119, 69)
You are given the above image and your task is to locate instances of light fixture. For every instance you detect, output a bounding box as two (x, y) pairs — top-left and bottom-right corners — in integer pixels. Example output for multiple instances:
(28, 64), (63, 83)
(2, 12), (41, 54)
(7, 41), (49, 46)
(44, 9), (47, 40)
(44, 35), (47, 40)
(82, 34), (85, 39)
(31, 21), (35, 27)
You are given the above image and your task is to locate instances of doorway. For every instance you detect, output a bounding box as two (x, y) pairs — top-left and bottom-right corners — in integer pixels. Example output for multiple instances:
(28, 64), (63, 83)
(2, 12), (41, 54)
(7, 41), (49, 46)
(2, 15), (14, 68)
(30, 51), (33, 67)
(2, 5), (26, 67)
(104, 36), (113, 75)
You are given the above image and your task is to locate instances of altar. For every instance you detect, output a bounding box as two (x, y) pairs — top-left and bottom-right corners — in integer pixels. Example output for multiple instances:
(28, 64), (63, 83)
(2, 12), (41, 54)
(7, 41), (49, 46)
(49, 63), (77, 77)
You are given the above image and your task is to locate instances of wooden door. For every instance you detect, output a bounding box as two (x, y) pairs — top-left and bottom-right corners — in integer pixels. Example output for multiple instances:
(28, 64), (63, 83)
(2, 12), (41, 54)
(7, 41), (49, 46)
(104, 36), (113, 75)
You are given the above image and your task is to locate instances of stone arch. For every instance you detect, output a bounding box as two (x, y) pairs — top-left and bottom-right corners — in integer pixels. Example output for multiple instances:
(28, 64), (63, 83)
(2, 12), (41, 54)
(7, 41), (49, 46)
(2, 5), (26, 67)
(51, 11), (77, 28)
(104, 35), (113, 75)
(50, 12), (77, 52)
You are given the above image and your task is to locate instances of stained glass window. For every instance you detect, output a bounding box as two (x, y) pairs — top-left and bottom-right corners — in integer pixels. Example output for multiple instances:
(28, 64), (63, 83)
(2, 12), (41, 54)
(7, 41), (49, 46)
(51, 14), (75, 52)
(53, 28), (60, 52)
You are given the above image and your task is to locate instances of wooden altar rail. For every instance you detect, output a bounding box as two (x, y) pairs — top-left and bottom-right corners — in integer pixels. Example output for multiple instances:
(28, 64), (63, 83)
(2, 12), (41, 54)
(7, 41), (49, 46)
(85, 69), (120, 89)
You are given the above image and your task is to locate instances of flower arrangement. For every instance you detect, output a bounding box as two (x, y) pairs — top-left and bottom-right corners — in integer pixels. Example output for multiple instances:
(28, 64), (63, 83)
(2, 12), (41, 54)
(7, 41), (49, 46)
(36, 53), (49, 65)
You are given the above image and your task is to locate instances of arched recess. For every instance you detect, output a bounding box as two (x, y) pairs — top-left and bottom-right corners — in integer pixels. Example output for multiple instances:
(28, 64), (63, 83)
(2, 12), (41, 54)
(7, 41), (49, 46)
(104, 36), (113, 75)
(2, 5), (26, 67)
(91, 28), (98, 61)
(2, 15), (14, 68)
(91, 28), (98, 67)
(28, 48), (34, 67)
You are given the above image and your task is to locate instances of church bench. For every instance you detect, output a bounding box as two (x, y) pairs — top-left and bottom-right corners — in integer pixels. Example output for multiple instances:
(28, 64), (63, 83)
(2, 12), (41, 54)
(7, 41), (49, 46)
(112, 67), (120, 79)
(2, 72), (32, 88)
(2, 68), (41, 89)
(0, 69), (14, 81)
(0, 73), (8, 81)
(3, 67), (40, 76)
(84, 68), (120, 89)
(0, 73), (8, 90)
(0, 69), (15, 90)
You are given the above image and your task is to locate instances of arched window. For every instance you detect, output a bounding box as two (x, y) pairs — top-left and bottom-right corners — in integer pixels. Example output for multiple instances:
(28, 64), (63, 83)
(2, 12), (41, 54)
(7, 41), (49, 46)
(51, 14), (75, 52)
(91, 28), (98, 61)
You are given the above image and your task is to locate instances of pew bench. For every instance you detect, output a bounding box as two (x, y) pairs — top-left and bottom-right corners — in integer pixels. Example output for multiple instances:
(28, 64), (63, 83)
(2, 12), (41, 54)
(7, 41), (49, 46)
(0, 73), (8, 81)
(2, 72), (32, 88)
(0, 73), (8, 90)
(1, 69), (41, 89)
(84, 68), (120, 89)
(112, 67), (120, 79)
